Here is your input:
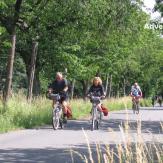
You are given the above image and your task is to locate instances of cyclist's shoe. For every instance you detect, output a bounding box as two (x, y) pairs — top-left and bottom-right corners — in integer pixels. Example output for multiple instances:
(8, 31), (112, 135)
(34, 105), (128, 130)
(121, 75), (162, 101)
(63, 115), (67, 124)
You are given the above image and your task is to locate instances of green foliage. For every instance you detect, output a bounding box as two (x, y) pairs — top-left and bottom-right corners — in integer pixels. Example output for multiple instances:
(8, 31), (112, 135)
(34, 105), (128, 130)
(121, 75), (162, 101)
(0, 0), (162, 97)
(0, 93), (52, 132)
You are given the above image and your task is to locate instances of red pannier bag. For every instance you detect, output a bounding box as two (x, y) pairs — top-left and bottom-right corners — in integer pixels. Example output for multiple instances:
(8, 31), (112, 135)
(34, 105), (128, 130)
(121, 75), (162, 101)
(101, 104), (109, 116)
(67, 105), (72, 119)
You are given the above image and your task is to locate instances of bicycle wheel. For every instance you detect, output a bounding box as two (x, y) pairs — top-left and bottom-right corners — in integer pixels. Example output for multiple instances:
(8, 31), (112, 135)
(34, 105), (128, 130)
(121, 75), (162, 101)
(59, 119), (64, 129)
(96, 120), (99, 130)
(132, 102), (136, 114)
(52, 109), (60, 130)
(136, 102), (139, 114)
(91, 107), (96, 131)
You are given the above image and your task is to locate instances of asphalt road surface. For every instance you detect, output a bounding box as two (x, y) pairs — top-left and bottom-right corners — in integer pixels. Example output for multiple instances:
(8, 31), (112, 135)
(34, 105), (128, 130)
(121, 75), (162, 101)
(0, 106), (163, 163)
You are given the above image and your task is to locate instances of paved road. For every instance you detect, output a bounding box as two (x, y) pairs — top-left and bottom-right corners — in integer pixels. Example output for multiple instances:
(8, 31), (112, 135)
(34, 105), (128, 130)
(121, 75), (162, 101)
(0, 106), (163, 163)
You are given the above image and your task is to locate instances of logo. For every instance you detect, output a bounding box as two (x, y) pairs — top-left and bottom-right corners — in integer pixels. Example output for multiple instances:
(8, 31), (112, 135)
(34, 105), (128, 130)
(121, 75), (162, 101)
(144, 23), (163, 30)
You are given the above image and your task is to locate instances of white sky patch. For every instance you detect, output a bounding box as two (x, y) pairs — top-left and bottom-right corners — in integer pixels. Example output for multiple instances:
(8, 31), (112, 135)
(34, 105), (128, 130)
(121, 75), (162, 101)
(143, 0), (162, 20)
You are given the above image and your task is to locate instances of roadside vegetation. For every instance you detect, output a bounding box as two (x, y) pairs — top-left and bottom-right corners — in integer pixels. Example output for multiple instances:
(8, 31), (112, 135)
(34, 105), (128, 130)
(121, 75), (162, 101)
(0, 93), (151, 133)
(75, 122), (163, 163)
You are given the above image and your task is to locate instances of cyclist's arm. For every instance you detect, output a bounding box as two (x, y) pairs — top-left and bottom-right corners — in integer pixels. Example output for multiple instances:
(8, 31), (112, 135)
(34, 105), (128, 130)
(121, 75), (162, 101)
(63, 86), (68, 92)
(130, 92), (134, 97)
(62, 79), (68, 92)
(48, 81), (55, 94)
(139, 91), (142, 97)
(87, 86), (93, 97)
(138, 87), (142, 97)
(130, 86), (135, 97)
(48, 88), (53, 93)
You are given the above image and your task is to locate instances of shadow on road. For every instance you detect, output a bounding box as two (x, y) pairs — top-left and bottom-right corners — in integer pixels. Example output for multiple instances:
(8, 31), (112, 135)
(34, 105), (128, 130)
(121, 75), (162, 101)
(0, 142), (162, 163)
(102, 119), (163, 134)
(139, 107), (163, 111)
(35, 118), (163, 135)
(0, 144), (115, 163)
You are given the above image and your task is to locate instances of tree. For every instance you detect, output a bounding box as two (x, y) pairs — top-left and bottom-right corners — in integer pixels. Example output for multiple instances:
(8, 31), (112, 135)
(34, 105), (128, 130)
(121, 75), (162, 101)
(0, 0), (23, 101)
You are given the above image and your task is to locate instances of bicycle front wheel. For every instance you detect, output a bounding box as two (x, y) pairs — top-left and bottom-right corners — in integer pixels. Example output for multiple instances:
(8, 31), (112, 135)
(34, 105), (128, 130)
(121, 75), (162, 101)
(52, 110), (60, 130)
(136, 102), (139, 114)
(91, 106), (97, 131)
(132, 102), (136, 114)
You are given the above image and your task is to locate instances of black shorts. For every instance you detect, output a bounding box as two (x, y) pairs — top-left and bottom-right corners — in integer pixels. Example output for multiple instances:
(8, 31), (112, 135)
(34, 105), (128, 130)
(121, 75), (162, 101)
(59, 93), (68, 103)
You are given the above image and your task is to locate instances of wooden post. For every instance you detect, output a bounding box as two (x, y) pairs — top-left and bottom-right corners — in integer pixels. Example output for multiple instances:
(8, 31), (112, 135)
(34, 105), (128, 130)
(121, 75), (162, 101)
(108, 74), (112, 98)
(27, 41), (38, 103)
(4, 34), (16, 102)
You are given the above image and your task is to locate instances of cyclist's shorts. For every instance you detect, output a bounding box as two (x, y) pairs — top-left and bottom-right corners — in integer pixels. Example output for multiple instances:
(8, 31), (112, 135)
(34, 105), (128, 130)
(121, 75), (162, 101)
(59, 94), (68, 103)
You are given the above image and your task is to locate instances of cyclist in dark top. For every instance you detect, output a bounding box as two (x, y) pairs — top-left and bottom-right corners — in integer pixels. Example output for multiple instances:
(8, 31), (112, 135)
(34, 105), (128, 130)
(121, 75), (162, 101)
(87, 77), (105, 111)
(48, 72), (69, 122)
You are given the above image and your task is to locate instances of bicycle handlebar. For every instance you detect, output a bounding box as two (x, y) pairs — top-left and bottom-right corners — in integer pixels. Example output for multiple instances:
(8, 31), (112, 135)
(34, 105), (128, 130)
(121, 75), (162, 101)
(48, 93), (60, 101)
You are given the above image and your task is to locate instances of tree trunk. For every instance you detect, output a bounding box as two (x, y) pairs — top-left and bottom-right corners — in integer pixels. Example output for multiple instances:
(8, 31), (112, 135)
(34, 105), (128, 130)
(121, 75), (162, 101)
(70, 79), (75, 99)
(4, 33), (16, 102)
(81, 80), (89, 100)
(27, 41), (38, 102)
(2, 0), (23, 103)
(117, 84), (120, 98)
(105, 74), (109, 96)
(108, 74), (112, 98)
(33, 70), (41, 96)
(123, 78), (126, 96)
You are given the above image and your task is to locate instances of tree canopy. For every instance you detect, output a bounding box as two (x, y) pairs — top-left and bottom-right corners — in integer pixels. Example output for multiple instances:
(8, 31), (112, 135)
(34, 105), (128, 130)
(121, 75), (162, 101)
(0, 0), (163, 98)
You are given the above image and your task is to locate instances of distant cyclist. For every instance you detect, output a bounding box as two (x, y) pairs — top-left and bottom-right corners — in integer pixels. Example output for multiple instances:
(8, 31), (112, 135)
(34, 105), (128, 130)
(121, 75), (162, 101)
(87, 77), (105, 112)
(157, 95), (162, 107)
(48, 72), (69, 123)
(130, 82), (142, 103)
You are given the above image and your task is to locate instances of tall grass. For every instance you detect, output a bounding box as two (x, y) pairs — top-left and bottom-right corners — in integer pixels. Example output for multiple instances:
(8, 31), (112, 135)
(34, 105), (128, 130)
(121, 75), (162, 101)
(72, 121), (163, 163)
(0, 93), (152, 132)
(0, 93), (52, 132)
(70, 97), (132, 119)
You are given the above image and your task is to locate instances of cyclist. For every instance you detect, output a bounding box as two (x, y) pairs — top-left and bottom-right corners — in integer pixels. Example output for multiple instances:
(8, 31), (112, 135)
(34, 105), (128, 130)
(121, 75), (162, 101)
(48, 72), (69, 123)
(152, 95), (157, 107)
(157, 95), (162, 107)
(130, 82), (142, 105)
(87, 77), (105, 112)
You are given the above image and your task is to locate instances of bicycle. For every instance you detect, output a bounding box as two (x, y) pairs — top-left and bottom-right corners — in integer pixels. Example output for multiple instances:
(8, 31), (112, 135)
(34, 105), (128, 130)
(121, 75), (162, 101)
(49, 94), (64, 130)
(132, 96), (140, 114)
(90, 96), (103, 131)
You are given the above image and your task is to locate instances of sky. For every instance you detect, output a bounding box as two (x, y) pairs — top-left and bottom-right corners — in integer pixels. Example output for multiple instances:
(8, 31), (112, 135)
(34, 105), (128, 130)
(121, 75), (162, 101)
(143, 0), (161, 20)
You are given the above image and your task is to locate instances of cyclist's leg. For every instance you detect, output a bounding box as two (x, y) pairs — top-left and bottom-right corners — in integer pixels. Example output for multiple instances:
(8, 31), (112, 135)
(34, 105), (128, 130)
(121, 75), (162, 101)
(97, 103), (103, 112)
(62, 101), (68, 114)
(97, 103), (103, 120)
(132, 98), (134, 108)
(52, 100), (56, 108)
(61, 100), (68, 123)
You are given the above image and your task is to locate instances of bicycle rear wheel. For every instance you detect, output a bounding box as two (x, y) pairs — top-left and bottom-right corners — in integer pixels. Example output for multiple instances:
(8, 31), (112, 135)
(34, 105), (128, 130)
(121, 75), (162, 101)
(59, 119), (64, 129)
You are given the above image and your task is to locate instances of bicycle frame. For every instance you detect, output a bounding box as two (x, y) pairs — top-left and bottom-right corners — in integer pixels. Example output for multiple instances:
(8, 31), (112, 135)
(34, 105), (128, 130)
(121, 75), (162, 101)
(50, 94), (63, 130)
(132, 97), (140, 114)
(90, 96), (102, 130)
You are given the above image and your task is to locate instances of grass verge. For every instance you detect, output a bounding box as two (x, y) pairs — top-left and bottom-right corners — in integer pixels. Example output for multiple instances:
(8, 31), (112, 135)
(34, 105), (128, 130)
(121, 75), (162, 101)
(0, 94), (152, 132)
